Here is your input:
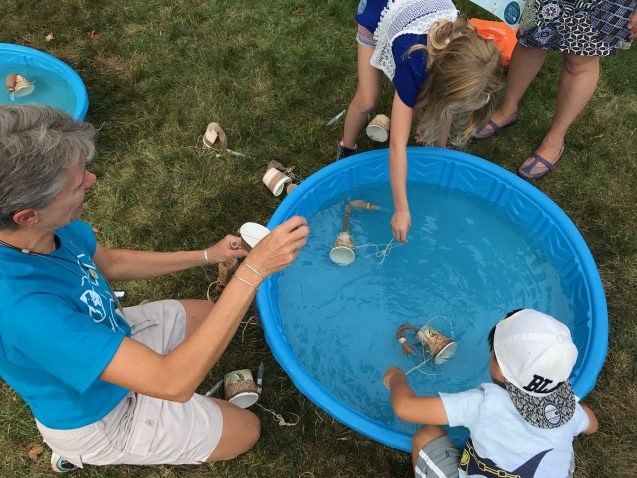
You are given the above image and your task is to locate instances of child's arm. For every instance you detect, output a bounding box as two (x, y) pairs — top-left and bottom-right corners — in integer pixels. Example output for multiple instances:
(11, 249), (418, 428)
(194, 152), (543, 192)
(389, 92), (413, 243)
(384, 366), (449, 425)
(579, 404), (598, 435)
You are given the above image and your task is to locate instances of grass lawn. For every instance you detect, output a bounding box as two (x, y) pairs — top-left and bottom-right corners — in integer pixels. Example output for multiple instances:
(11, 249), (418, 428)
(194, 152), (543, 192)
(1, 0), (636, 476)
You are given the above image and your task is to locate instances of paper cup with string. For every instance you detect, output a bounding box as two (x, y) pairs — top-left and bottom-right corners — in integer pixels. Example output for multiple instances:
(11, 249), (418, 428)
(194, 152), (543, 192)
(239, 222), (270, 251)
(263, 167), (291, 197)
(224, 369), (259, 408)
(329, 232), (355, 266)
(416, 326), (457, 364)
(366, 114), (390, 142)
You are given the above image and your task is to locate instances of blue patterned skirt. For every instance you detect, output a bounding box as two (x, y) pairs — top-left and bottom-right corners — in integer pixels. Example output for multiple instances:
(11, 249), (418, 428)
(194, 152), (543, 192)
(517, 0), (634, 55)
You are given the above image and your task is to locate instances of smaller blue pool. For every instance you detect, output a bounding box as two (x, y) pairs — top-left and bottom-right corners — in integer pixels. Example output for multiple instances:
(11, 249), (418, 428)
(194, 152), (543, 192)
(257, 148), (608, 452)
(1, 43), (88, 120)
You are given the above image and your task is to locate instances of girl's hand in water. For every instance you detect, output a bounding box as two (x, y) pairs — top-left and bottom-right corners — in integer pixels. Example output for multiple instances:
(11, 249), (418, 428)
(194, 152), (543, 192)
(391, 210), (411, 243)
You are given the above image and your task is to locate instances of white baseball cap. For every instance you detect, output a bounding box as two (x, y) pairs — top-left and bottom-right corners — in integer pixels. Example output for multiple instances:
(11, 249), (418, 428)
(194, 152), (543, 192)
(494, 309), (578, 429)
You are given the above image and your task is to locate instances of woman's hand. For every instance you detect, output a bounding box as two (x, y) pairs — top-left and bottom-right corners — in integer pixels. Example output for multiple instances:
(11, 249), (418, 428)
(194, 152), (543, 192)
(204, 235), (248, 264)
(243, 216), (309, 277)
(391, 209), (411, 243)
(383, 366), (407, 389)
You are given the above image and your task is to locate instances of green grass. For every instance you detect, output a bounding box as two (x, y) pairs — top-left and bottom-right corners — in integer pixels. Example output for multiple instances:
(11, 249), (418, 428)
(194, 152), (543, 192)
(1, 0), (636, 476)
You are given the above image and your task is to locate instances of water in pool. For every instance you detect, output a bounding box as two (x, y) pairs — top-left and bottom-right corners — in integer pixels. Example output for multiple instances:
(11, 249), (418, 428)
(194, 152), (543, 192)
(1, 63), (77, 116)
(276, 182), (573, 440)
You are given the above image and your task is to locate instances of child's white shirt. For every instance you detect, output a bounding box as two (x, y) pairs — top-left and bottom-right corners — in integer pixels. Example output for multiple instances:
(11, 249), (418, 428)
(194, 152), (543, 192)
(440, 383), (589, 477)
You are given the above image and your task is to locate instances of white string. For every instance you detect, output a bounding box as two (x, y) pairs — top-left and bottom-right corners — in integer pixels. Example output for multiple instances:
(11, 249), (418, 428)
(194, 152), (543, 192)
(206, 280), (220, 302)
(355, 239), (404, 265)
(240, 315), (261, 343)
(256, 403), (300, 426)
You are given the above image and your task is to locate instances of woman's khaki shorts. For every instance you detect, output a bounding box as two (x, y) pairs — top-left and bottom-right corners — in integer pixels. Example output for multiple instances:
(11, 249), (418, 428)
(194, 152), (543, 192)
(36, 300), (223, 467)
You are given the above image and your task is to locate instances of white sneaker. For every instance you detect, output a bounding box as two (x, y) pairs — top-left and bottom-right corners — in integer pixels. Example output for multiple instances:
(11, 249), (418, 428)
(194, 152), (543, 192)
(50, 452), (78, 473)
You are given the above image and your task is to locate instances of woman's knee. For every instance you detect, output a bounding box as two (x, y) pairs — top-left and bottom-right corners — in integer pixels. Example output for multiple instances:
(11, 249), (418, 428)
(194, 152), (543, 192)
(206, 403), (261, 462)
(562, 54), (599, 76)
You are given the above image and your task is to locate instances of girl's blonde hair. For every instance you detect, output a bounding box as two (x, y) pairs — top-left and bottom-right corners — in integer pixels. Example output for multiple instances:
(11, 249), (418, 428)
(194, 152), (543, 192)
(409, 16), (503, 145)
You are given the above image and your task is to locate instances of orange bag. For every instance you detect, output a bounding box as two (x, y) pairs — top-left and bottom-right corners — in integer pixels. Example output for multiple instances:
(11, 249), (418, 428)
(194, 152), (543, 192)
(469, 18), (518, 66)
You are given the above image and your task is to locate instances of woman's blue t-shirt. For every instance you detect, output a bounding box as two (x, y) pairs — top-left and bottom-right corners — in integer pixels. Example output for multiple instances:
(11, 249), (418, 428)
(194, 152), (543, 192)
(0, 220), (130, 429)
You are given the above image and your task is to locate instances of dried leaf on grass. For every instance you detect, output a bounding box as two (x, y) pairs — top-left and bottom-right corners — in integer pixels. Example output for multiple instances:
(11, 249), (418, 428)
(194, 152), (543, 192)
(26, 442), (44, 462)
(87, 31), (102, 42)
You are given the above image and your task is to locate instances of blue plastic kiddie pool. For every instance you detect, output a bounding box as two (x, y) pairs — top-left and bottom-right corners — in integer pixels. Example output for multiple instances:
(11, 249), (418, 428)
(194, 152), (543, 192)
(1, 43), (88, 120)
(257, 148), (607, 452)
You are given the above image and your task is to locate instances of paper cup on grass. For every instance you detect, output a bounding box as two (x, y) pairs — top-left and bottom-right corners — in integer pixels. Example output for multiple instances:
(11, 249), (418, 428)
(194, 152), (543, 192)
(329, 232), (355, 266)
(366, 114), (390, 142)
(224, 369), (259, 408)
(239, 222), (270, 251)
(416, 326), (457, 364)
(263, 167), (291, 196)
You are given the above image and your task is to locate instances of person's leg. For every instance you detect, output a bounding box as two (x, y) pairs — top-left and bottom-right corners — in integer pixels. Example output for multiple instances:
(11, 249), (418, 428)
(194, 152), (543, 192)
(476, 44), (547, 137)
(412, 425), (447, 466)
(535, 53), (599, 159)
(341, 43), (383, 149)
(205, 398), (260, 461)
(412, 425), (460, 477)
(179, 299), (214, 338)
(496, 43), (548, 121)
(519, 53), (599, 177)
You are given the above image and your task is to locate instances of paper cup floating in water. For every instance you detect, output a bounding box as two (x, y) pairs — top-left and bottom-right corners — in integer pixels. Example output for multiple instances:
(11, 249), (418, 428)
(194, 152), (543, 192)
(239, 222), (270, 251)
(5, 74), (35, 98)
(416, 326), (457, 364)
(329, 231), (355, 266)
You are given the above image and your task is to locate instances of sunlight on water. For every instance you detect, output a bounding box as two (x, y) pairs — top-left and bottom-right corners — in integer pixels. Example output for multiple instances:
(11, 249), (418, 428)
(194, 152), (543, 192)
(277, 182), (572, 437)
(1, 64), (77, 116)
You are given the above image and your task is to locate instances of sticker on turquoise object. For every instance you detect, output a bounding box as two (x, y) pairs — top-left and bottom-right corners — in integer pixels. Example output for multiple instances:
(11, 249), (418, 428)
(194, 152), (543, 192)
(504, 2), (521, 24)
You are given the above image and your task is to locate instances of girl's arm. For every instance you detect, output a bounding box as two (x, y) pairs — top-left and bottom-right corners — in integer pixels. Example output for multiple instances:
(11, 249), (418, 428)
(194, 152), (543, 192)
(389, 92), (414, 243)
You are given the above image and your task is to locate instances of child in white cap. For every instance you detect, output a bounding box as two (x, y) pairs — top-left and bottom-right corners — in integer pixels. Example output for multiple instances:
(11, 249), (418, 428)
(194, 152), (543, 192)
(383, 308), (598, 478)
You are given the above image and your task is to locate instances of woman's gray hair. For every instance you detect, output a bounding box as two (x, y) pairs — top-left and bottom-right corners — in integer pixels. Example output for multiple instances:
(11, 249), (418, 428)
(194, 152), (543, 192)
(0, 105), (96, 229)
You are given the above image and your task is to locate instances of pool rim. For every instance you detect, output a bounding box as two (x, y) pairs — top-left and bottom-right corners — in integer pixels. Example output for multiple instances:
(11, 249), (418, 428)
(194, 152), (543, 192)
(0, 42), (89, 120)
(257, 147), (608, 452)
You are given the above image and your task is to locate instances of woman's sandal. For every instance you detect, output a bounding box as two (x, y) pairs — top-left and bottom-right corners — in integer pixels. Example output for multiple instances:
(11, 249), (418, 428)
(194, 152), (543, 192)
(473, 111), (518, 140)
(518, 143), (565, 180)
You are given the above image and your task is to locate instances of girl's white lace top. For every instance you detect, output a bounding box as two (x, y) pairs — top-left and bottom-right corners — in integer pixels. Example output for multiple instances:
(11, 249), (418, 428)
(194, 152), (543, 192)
(370, 0), (459, 80)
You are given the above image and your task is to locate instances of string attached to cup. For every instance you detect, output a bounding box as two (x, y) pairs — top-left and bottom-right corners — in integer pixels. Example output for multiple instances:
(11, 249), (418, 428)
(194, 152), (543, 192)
(356, 238), (404, 265)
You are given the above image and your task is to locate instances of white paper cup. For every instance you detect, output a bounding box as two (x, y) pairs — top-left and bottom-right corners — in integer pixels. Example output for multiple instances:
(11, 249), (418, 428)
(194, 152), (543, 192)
(239, 222), (271, 251)
(416, 326), (457, 364)
(366, 114), (390, 142)
(224, 369), (259, 408)
(329, 232), (355, 266)
(263, 167), (291, 196)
